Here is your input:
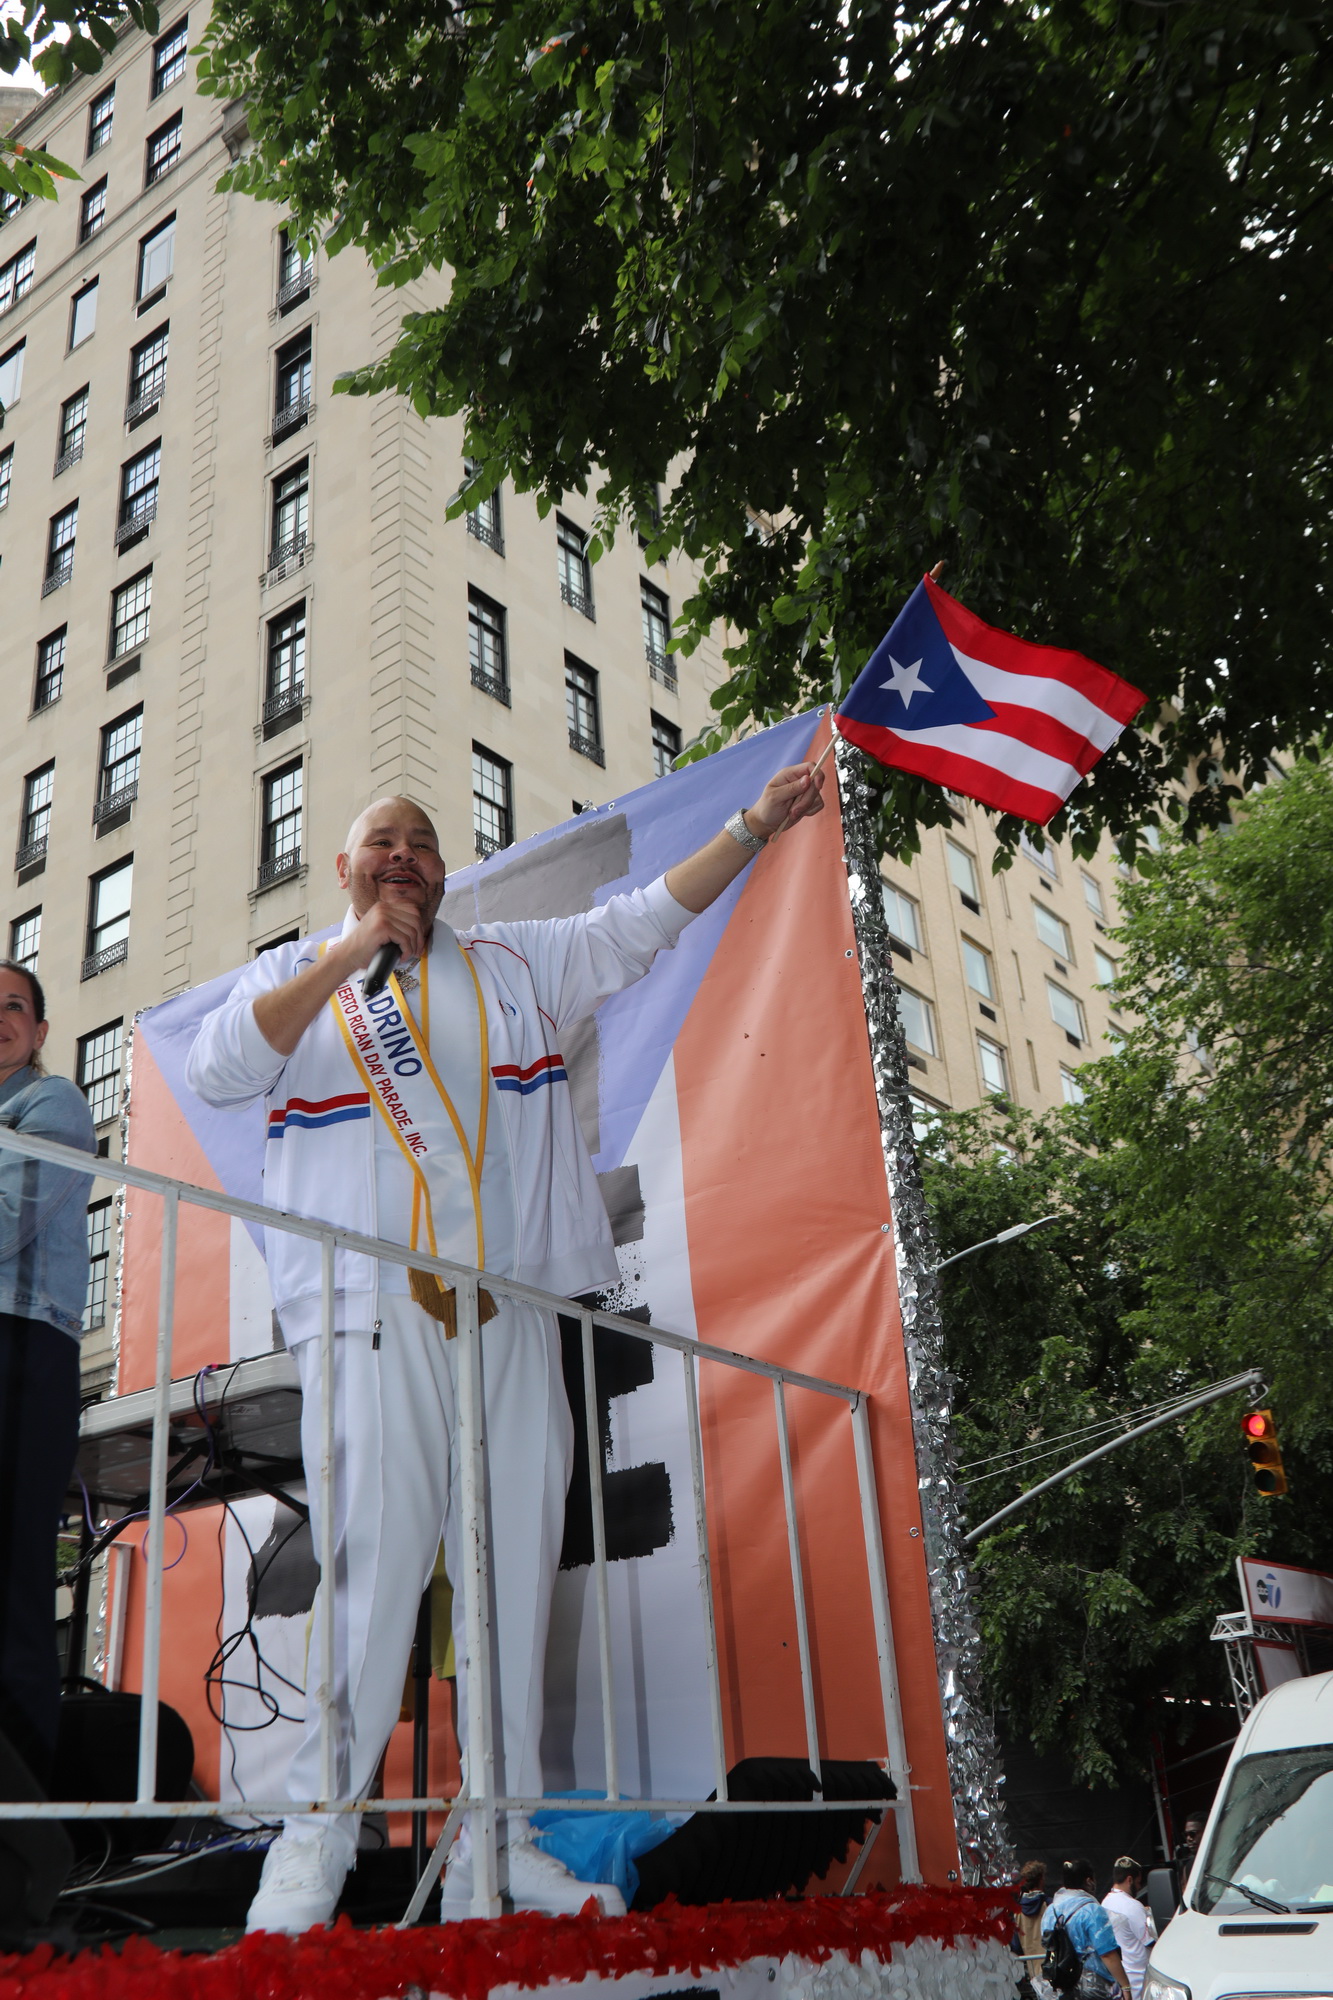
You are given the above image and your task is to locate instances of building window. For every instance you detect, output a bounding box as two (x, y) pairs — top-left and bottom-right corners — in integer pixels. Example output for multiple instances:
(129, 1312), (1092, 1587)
(69, 279), (98, 349)
(0, 339), (24, 412)
(270, 459), (309, 567)
(1021, 830), (1058, 877)
(651, 712), (681, 779)
(1060, 1067), (1085, 1106)
(977, 1034), (1009, 1096)
(464, 459), (503, 554)
(83, 1198), (114, 1329)
(276, 226), (313, 310)
(565, 654), (603, 764)
(1033, 902), (1072, 958)
(79, 178), (107, 243)
(43, 503), (78, 594)
(110, 567), (152, 659)
(909, 1091), (943, 1144)
(256, 929), (301, 955)
(137, 216), (175, 305)
(557, 515), (594, 619)
(56, 388), (88, 476)
(96, 707), (142, 823)
(0, 443), (11, 509)
(0, 240), (35, 316)
(1081, 871), (1105, 918)
(898, 987), (937, 1057)
(1094, 946), (1117, 993)
(471, 744), (512, 858)
(641, 578), (673, 686)
(0, 185), (26, 226)
(9, 908), (40, 971)
(272, 328), (312, 440)
(264, 601), (306, 731)
(78, 1023), (123, 1127)
(17, 764), (54, 872)
(87, 84), (115, 156)
(1046, 979), (1087, 1044)
(145, 113), (183, 187)
(962, 938), (995, 1000)
(116, 440), (160, 547)
(881, 881), (921, 951)
(468, 588), (509, 703)
(946, 839), (980, 906)
(127, 324), (168, 423)
(259, 761), (303, 886)
(33, 629), (65, 710)
(152, 16), (190, 96)
(84, 858), (133, 978)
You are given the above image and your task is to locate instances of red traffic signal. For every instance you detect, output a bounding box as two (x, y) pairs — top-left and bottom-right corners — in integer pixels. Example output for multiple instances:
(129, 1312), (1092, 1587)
(1242, 1409), (1288, 1498)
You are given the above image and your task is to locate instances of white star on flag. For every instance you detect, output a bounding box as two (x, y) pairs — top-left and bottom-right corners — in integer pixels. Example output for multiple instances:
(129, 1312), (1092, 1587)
(881, 655), (933, 708)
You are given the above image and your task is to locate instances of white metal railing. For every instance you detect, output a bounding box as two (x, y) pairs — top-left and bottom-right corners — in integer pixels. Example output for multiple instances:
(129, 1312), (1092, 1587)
(0, 1123), (918, 1918)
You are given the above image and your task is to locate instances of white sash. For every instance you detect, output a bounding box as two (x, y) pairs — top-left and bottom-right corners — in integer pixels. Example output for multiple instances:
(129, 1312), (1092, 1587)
(328, 934), (497, 1332)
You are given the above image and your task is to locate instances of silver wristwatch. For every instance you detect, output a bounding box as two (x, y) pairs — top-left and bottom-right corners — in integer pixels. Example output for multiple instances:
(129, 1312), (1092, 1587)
(724, 808), (768, 854)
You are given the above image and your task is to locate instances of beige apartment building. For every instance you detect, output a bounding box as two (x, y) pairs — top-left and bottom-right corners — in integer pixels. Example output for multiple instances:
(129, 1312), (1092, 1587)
(0, 20), (1129, 1398)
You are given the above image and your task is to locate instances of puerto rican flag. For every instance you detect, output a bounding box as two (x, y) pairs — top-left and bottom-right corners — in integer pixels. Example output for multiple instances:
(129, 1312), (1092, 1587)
(835, 576), (1147, 825)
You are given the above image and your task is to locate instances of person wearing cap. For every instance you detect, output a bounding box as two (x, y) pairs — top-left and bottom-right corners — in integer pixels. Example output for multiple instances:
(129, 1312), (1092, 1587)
(1102, 1857), (1155, 2000)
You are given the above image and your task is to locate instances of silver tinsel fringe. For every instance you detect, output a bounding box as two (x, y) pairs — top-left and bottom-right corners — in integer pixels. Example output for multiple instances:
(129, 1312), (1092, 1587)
(836, 734), (1014, 1885)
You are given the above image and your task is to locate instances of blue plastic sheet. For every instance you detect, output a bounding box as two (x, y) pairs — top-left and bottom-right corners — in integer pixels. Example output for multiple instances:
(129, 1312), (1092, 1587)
(531, 1791), (682, 1905)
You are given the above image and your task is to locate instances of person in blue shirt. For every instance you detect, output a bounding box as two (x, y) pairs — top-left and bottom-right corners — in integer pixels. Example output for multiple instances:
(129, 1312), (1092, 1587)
(0, 961), (95, 1790)
(1042, 1857), (1134, 1999)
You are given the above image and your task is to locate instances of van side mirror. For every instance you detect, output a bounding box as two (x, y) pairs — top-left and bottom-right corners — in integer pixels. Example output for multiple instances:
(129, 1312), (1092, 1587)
(1147, 1864), (1181, 1935)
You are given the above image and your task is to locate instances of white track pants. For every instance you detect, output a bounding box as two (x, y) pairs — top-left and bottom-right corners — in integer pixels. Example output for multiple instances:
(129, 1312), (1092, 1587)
(283, 1292), (573, 1845)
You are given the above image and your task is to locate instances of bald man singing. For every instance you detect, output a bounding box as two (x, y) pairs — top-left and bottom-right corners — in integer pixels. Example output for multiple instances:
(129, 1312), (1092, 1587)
(187, 774), (823, 1933)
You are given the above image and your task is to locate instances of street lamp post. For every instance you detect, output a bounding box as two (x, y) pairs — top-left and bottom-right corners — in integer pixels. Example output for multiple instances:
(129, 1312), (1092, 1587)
(930, 1213), (1061, 1275)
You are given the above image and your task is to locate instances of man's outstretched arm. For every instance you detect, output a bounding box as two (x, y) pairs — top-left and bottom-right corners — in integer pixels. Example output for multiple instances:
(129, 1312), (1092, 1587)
(664, 762), (826, 914)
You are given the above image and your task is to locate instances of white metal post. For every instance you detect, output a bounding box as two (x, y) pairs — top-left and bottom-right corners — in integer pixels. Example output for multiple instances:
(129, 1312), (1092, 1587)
(849, 1395), (919, 1880)
(135, 1186), (177, 1803)
(580, 1309), (619, 1801)
(457, 1274), (500, 1915)
(773, 1378), (822, 1784)
(682, 1350), (728, 1802)
(315, 1233), (338, 1805)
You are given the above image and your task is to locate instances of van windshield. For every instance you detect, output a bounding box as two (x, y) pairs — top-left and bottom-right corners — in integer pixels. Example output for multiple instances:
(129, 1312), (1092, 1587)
(1196, 1747), (1333, 1913)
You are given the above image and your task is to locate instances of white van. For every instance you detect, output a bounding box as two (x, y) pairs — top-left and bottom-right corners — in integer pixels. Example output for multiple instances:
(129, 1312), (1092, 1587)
(1144, 1669), (1333, 1999)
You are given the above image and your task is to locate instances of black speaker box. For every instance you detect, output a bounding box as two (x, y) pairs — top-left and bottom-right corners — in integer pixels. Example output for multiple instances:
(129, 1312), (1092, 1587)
(53, 1681), (195, 1860)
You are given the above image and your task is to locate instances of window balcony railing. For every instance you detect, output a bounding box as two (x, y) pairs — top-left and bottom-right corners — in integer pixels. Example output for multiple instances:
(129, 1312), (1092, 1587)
(258, 850), (302, 889)
(647, 647), (678, 692)
(115, 494), (157, 547)
(94, 781), (139, 824)
(125, 384), (164, 427)
(569, 729), (605, 767)
(560, 579), (595, 620)
(81, 938), (128, 982)
(474, 831), (505, 860)
(269, 390), (312, 445)
(470, 665), (510, 707)
(15, 835), (47, 873)
(54, 440), (85, 478)
(262, 533), (311, 587)
(262, 684), (305, 733)
(42, 553), (74, 596)
(467, 511), (504, 556)
(274, 268), (313, 312)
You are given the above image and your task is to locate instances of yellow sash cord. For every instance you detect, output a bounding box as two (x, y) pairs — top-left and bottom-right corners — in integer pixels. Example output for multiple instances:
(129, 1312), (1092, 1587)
(326, 943), (498, 1336)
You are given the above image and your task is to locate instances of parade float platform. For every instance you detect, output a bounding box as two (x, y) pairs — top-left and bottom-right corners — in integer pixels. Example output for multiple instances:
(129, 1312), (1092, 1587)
(0, 1890), (1015, 2000)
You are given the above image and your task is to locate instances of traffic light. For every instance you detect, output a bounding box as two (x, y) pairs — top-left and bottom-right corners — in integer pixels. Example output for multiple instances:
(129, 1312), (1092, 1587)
(1242, 1410), (1288, 1498)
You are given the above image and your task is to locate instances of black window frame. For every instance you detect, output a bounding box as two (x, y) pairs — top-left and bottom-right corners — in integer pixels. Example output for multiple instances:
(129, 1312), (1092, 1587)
(464, 458), (503, 556)
(18, 762), (54, 867)
(87, 84), (115, 157)
(126, 323), (168, 424)
(557, 515), (594, 619)
(276, 226), (312, 310)
(259, 759), (303, 886)
(33, 628), (66, 711)
(263, 600), (306, 734)
(68, 277), (98, 351)
(468, 587), (509, 704)
(56, 386), (89, 473)
(83, 1196), (115, 1328)
(151, 16), (190, 97)
(96, 705), (143, 824)
(9, 907), (40, 972)
(144, 112), (183, 187)
(44, 502), (78, 593)
(565, 653), (603, 765)
(79, 177), (108, 243)
(651, 711), (681, 781)
(136, 215), (175, 308)
(0, 239), (35, 316)
(116, 438), (161, 548)
(272, 327), (312, 440)
(0, 442), (12, 510)
(78, 1022), (124, 1128)
(84, 855), (133, 977)
(269, 458), (309, 567)
(471, 743), (513, 858)
(641, 577), (673, 687)
(109, 566), (152, 661)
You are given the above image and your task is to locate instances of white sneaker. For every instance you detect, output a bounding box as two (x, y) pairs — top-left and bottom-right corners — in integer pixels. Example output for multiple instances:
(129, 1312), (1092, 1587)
(246, 1824), (356, 1934)
(439, 1836), (626, 1920)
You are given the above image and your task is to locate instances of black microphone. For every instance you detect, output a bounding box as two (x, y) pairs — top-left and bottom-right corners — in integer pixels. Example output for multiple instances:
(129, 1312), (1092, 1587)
(362, 942), (402, 1000)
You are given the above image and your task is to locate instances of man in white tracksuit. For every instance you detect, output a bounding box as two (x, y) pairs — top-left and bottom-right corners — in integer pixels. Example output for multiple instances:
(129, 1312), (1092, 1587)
(186, 767), (823, 1934)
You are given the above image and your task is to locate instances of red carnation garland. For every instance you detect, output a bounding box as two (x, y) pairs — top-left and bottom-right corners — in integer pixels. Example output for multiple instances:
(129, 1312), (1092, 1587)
(0, 1889), (1013, 2000)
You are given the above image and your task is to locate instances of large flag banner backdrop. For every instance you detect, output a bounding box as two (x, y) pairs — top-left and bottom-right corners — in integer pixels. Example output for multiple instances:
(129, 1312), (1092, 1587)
(108, 711), (997, 1885)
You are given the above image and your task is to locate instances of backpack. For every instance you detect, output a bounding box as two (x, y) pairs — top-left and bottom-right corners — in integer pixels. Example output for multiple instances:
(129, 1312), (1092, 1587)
(1042, 1909), (1085, 1994)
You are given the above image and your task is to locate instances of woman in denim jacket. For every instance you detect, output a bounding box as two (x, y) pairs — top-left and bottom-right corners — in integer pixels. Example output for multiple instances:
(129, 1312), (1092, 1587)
(0, 961), (95, 1788)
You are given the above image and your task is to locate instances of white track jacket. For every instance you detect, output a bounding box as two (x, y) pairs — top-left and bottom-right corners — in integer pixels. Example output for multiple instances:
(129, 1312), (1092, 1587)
(186, 877), (695, 1344)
